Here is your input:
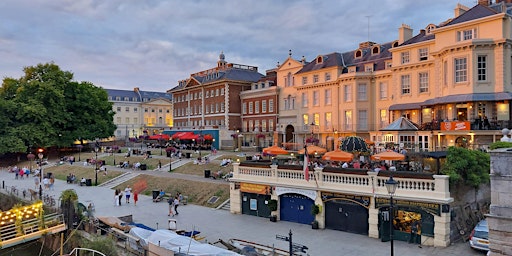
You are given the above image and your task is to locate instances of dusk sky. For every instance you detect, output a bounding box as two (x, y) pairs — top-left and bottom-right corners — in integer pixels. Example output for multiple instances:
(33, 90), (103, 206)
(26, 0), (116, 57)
(0, 0), (477, 92)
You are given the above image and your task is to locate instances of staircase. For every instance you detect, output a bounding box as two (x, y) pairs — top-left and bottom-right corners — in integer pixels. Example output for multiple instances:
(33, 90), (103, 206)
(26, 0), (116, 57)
(217, 199), (230, 211)
(99, 172), (140, 189)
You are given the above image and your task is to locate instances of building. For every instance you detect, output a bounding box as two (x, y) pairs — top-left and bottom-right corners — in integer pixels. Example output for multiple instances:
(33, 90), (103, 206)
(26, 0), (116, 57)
(240, 68), (278, 149)
(106, 87), (172, 142)
(168, 52), (263, 149)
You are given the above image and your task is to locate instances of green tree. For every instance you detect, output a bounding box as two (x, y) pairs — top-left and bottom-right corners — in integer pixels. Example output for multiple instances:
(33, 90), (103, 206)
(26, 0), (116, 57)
(0, 63), (116, 153)
(440, 146), (490, 188)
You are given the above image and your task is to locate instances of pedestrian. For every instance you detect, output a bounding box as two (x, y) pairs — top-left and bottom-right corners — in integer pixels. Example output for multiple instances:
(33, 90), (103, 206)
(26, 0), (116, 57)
(168, 197), (175, 216)
(118, 190), (123, 206)
(43, 177), (50, 190)
(49, 176), (55, 191)
(34, 176), (40, 189)
(114, 189), (119, 206)
(133, 191), (138, 206)
(409, 220), (421, 247)
(158, 160), (162, 170)
(173, 195), (180, 215)
(125, 186), (132, 203)
(19, 169), (24, 179)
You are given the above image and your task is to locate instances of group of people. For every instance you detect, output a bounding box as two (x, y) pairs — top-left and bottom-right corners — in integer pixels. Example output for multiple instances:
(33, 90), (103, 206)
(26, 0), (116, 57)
(114, 186), (138, 206)
(167, 193), (182, 217)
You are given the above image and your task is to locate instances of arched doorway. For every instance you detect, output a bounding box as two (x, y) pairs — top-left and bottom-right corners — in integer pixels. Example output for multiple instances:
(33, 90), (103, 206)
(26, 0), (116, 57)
(285, 125), (295, 145)
(455, 136), (468, 148)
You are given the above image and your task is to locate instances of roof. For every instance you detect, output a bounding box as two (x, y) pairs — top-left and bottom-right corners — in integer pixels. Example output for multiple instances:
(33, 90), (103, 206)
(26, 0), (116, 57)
(444, 4), (498, 27)
(105, 88), (172, 102)
(389, 102), (422, 111)
(423, 92), (512, 106)
(380, 117), (418, 131)
(401, 30), (435, 46)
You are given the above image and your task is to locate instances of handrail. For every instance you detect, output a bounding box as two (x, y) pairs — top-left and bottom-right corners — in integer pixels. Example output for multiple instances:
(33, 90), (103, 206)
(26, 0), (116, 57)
(67, 248), (107, 256)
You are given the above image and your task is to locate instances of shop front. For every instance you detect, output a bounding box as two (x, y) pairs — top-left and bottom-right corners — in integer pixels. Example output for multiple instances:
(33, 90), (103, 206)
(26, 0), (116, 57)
(376, 197), (444, 244)
(240, 183), (271, 218)
(322, 192), (370, 235)
(276, 187), (316, 225)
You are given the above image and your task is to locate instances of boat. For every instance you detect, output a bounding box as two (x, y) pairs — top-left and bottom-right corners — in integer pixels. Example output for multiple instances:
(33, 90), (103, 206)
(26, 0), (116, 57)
(213, 238), (290, 256)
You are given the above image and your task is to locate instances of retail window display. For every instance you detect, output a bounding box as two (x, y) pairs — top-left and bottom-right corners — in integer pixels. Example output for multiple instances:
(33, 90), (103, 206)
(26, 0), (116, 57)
(393, 210), (421, 233)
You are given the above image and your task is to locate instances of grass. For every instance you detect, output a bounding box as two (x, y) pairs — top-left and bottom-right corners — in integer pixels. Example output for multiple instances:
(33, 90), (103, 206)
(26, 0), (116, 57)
(43, 165), (123, 185)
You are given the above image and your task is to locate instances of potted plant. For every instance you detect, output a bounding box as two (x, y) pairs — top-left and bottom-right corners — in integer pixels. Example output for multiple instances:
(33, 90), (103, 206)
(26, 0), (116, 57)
(311, 204), (320, 229)
(268, 199), (278, 222)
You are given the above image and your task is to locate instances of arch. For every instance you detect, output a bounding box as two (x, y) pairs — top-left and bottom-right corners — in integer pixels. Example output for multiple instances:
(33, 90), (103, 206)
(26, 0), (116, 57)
(316, 55), (323, 64)
(285, 125), (295, 145)
(355, 49), (362, 58)
(455, 136), (468, 148)
(372, 46), (380, 55)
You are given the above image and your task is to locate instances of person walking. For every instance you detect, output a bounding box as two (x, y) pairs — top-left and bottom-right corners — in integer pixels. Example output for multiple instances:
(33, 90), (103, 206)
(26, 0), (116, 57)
(133, 191), (138, 206)
(49, 176), (55, 191)
(118, 190), (123, 206)
(114, 190), (119, 206)
(124, 186), (132, 203)
(168, 196), (175, 217)
(173, 195), (180, 215)
(34, 176), (39, 189)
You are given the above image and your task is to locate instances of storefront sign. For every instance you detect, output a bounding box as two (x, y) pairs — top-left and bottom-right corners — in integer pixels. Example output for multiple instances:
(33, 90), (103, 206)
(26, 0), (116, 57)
(374, 197), (441, 216)
(275, 187), (316, 200)
(440, 121), (470, 131)
(321, 192), (370, 208)
(240, 183), (269, 195)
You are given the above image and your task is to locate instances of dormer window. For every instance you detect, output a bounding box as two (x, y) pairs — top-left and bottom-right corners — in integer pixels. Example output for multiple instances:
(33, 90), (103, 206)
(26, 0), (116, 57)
(316, 56), (324, 64)
(355, 50), (362, 58)
(372, 46), (380, 55)
(392, 41), (399, 48)
(426, 24), (436, 34)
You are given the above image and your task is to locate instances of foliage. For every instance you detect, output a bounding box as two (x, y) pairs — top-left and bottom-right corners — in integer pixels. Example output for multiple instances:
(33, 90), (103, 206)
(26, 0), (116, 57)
(81, 235), (119, 256)
(489, 141), (512, 150)
(0, 62), (116, 154)
(311, 204), (320, 215)
(440, 147), (490, 188)
(60, 189), (78, 202)
(268, 199), (278, 212)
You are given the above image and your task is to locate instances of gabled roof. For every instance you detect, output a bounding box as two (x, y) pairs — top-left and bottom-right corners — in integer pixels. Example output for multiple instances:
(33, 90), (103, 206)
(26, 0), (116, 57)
(443, 4), (498, 26)
(401, 30), (435, 46)
(296, 52), (344, 74)
(380, 117), (418, 131)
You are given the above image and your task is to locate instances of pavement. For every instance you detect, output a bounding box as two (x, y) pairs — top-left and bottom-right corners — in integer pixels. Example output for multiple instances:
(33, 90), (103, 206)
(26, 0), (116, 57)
(0, 156), (485, 256)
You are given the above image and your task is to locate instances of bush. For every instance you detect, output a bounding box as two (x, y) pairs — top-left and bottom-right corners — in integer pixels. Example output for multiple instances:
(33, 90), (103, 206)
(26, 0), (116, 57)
(268, 199), (278, 212)
(81, 235), (119, 256)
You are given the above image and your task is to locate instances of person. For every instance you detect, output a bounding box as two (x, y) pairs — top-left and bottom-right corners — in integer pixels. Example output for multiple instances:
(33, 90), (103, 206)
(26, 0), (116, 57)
(34, 176), (40, 189)
(173, 195), (180, 215)
(125, 186), (132, 203)
(118, 189), (123, 206)
(409, 220), (421, 246)
(80, 177), (86, 186)
(168, 196), (175, 216)
(154, 189), (165, 202)
(353, 161), (360, 169)
(133, 191), (138, 206)
(342, 162), (349, 168)
(114, 189), (119, 206)
(43, 177), (50, 190)
(49, 176), (55, 191)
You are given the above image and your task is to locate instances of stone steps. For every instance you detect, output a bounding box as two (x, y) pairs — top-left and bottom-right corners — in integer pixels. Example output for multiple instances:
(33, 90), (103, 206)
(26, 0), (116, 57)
(99, 172), (140, 189)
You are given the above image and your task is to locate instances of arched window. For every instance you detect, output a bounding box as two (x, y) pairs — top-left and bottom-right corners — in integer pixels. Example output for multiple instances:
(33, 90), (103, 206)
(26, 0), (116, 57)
(372, 46), (379, 55)
(355, 50), (362, 58)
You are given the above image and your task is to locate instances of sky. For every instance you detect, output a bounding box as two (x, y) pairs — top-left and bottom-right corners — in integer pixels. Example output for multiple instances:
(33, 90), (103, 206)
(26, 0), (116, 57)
(0, 0), (478, 92)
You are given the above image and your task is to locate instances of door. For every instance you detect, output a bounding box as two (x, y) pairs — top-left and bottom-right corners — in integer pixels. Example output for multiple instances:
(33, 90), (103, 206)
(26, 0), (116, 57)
(379, 207), (391, 242)
(280, 193), (314, 225)
(325, 200), (369, 235)
(241, 193), (271, 218)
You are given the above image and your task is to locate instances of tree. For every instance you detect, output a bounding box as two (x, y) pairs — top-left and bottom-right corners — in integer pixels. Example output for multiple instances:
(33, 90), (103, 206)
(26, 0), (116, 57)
(440, 146), (490, 188)
(0, 63), (116, 153)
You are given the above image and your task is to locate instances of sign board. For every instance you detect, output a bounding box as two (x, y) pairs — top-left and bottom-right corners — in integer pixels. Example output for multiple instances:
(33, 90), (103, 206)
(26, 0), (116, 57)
(440, 121), (470, 131)
(321, 192), (370, 208)
(374, 197), (441, 216)
(240, 183), (269, 195)
(275, 187), (316, 200)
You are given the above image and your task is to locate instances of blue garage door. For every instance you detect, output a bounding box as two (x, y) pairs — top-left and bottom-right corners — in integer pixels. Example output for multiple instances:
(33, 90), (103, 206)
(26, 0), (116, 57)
(280, 193), (314, 225)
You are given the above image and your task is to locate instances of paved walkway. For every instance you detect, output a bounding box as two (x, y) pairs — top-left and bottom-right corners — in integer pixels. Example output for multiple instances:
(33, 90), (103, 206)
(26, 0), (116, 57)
(0, 165), (482, 255)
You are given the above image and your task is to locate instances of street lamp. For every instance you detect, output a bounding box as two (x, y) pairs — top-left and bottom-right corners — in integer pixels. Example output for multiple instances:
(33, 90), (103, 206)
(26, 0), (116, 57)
(77, 144), (83, 161)
(37, 149), (44, 199)
(94, 139), (100, 186)
(385, 176), (398, 256)
(27, 152), (35, 173)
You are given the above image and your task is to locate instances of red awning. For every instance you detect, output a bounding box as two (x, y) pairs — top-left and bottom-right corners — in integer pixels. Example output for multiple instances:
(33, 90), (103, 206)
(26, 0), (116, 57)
(180, 132), (199, 140)
(171, 132), (189, 139)
(148, 134), (170, 140)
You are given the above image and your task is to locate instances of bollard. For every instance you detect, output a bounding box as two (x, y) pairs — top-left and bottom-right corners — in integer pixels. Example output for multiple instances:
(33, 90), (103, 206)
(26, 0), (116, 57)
(2, 180), (4, 189)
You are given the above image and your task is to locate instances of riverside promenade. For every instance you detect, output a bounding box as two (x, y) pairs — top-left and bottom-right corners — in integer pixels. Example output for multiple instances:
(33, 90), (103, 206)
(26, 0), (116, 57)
(0, 167), (482, 256)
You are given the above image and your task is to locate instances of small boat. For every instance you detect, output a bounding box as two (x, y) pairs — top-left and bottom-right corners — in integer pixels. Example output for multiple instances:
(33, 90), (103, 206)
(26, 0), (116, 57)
(213, 238), (289, 256)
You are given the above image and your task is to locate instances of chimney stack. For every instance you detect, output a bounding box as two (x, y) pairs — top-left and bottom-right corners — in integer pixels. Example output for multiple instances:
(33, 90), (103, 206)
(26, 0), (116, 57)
(454, 3), (470, 17)
(478, 0), (491, 6)
(398, 24), (413, 44)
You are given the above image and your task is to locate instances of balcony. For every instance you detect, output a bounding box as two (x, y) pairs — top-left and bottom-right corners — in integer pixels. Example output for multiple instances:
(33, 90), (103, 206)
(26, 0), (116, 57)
(231, 162), (452, 203)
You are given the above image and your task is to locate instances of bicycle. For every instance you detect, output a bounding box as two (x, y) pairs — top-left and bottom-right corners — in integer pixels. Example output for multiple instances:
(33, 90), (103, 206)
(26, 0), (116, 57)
(43, 194), (56, 207)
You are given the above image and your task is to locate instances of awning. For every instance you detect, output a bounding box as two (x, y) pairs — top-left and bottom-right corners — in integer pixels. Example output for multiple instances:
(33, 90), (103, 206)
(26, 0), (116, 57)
(422, 92), (512, 106)
(180, 132), (199, 140)
(389, 102), (422, 111)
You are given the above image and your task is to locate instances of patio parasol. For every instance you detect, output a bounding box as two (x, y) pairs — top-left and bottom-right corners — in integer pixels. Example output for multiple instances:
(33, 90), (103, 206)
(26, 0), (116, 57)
(341, 136), (370, 153)
(262, 145), (289, 155)
(298, 145), (327, 155)
(322, 150), (354, 162)
(370, 151), (406, 161)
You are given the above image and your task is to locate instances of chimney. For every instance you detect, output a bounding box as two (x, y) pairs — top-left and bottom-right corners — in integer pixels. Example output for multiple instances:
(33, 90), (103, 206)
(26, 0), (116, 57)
(134, 87), (140, 93)
(479, 0), (491, 5)
(454, 3), (470, 17)
(398, 24), (413, 44)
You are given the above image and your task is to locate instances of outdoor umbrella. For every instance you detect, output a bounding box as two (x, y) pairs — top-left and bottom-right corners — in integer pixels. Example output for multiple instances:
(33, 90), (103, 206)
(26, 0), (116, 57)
(341, 136), (370, 153)
(149, 134), (170, 140)
(371, 151), (406, 161)
(322, 150), (354, 162)
(262, 145), (289, 155)
(298, 145), (327, 155)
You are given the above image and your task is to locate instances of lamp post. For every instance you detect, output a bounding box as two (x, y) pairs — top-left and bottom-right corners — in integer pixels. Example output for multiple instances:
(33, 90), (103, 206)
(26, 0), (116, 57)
(37, 149), (44, 199)
(160, 128), (165, 155)
(95, 139), (100, 186)
(77, 144), (83, 161)
(27, 152), (35, 173)
(385, 176), (398, 256)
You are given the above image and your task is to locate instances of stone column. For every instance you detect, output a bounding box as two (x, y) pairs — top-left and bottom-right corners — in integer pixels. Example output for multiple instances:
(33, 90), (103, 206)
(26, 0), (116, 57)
(488, 148), (512, 256)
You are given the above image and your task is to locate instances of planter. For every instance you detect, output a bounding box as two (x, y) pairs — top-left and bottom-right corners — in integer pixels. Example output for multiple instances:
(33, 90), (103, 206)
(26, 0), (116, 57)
(312, 221), (319, 229)
(269, 215), (277, 222)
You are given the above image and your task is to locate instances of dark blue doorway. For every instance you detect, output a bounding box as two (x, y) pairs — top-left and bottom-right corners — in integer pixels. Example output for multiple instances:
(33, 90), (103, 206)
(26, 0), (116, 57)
(279, 193), (314, 225)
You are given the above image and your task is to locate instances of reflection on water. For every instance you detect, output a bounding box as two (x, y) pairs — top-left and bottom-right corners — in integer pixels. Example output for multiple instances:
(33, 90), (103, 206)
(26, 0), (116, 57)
(0, 242), (53, 256)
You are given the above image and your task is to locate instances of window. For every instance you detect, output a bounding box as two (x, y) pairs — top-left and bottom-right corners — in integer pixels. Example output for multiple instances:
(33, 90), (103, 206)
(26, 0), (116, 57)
(325, 89), (332, 105)
(286, 72), (293, 87)
(455, 57), (467, 83)
(344, 85), (352, 102)
(302, 93), (308, 107)
(401, 75), (411, 94)
(215, 103), (219, 113)
(255, 101), (260, 114)
(125, 117), (130, 124)
(262, 100), (267, 113)
(249, 102), (253, 114)
(401, 52), (410, 64)
(116, 117), (121, 124)
(379, 82), (387, 99)
(159, 109), (163, 113)
(269, 99), (274, 112)
(262, 120), (267, 132)
(419, 48), (428, 61)
(419, 72), (429, 93)
(380, 109), (387, 128)
(344, 111), (352, 130)
(325, 72), (331, 81)
(117, 107), (121, 112)
(313, 75), (319, 83)
(221, 88), (224, 95)
(325, 112), (332, 129)
(302, 77), (307, 85)
(365, 64), (373, 72)
(358, 110), (368, 130)
(443, 61), (448, 86)
(357, 84), (367, 100)
(151, 108), (155, 113)
(457, 28), (477, 41)
(221, 102), (225, 112)
(477, 55), (487, 81)
(115, 96), (121, 101)
(134, 107), (138, 112)
(303, 114), (309, 126)
(269, 119), (274, 131)
(313, 91), (319, 106)
(216, 89), (219, 96)
(386, 61), (392, 69)
(313, 113), (320, 126)
(206, 91), (209, 98)
(124, 97), (129, 101)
